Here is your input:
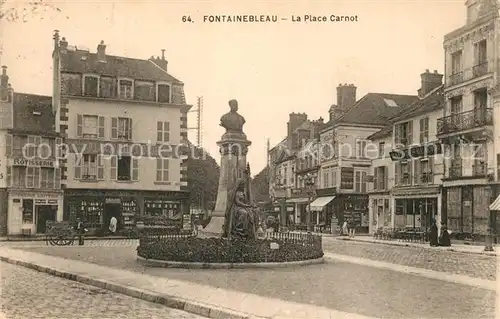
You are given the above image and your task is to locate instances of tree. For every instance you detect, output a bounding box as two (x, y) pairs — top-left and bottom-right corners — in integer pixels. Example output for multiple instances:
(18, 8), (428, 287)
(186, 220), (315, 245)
(186, 144), (220, 212)
(251, 167), (270, 203)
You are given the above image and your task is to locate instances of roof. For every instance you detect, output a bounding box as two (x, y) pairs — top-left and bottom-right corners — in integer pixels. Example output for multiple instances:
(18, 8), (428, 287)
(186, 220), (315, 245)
(60, 49), (182, 84)
(367, 86), (444, 140)
(331, 93), (418, 127)
(12, 93), (56, 135)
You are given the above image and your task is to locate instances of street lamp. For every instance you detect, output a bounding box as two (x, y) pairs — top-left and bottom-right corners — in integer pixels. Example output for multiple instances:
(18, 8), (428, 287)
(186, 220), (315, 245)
(303, 172), (316, 233)
(485, 186), (494, 252)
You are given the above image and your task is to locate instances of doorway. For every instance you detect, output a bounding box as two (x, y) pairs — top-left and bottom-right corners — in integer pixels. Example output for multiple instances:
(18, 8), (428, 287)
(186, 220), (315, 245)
(36, 205), (57, 233)
(104, 203), (121, 231)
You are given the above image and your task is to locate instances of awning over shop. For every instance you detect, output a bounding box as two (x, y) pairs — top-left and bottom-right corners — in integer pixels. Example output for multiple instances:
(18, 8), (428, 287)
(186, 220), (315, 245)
(490, 195), (500, 211)
(310, 196), (335, 211)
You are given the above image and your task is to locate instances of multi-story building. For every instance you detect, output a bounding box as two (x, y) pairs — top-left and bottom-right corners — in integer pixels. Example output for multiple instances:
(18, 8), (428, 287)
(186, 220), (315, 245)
(439, 1), (500, 237)
(368, 70), (445, 234)
(0, 66), (63, 236)
(52, 31), (192, 232)
(316, 84), (417, 233)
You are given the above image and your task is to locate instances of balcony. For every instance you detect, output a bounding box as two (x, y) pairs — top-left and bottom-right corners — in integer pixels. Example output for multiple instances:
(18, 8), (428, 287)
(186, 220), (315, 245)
(472, 61), (488, 78)
(448, 165), (462, 178)
(448, 72), (463, 86)
(437, 108), (493, 136)
(472, 162), (487, 176)
(446, 162), (488, 180)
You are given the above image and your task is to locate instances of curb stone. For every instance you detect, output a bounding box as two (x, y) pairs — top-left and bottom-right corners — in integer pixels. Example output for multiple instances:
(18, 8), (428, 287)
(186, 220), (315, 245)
(336, 237), (498, 257)
(0, 256), (267, 319)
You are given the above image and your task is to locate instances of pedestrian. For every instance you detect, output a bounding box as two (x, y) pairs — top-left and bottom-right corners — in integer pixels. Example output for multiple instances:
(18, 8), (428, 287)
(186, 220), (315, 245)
(348, 219), (356, 238)
(341, 221), (348, 236)
(438, 224), (451, 247)
(108, 216), (117, 235)
(429, 218), (438, 247)
(75, 218), (86, 245)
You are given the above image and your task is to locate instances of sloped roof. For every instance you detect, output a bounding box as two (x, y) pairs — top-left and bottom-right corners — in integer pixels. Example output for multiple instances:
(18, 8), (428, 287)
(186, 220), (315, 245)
(60, 49), (182, 84)
(367, 86), (444, 140)
(326, 93), (418, 128)
(12, 93), (56, 134)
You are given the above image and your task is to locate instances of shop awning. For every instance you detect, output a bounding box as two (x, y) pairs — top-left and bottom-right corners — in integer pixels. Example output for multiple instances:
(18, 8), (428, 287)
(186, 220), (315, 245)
(310, 196), (335, 211)
(490, 195), (500, 211)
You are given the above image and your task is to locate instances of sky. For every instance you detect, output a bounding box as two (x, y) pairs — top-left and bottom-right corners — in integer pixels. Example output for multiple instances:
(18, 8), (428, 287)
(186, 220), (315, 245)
(1, 0), (467, 175)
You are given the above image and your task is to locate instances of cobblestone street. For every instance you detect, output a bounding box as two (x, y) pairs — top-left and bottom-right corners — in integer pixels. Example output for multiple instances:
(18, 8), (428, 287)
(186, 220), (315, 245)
(15, 245), (497, 318)
(0, 262), (207, 319)
(322, 237), (497, 280)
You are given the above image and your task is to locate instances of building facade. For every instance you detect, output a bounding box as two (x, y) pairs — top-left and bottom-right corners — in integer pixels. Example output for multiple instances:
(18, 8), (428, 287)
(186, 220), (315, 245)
(439, 1), (500, 237)
(0, 66), (64, 235)
(52, 32), (191, 232)
(316, 85), (418, 234)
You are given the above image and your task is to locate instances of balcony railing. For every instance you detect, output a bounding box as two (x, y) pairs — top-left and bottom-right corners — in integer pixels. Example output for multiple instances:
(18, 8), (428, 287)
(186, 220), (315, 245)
(449, 165), (462, 178)
(448, 72), (463, 86)
(447, 163), (488, 179)
(472, 61), (488, 78)
(472, 162), (487, 176)
(437, 108), (493, 135)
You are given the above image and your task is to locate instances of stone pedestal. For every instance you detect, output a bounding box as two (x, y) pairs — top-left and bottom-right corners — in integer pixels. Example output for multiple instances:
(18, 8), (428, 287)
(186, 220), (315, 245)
(200, 131), (251, 237)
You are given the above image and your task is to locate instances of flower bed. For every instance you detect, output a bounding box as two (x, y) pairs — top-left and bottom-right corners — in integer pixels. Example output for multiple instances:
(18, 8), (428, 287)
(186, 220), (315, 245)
(137, 230), (323, 263)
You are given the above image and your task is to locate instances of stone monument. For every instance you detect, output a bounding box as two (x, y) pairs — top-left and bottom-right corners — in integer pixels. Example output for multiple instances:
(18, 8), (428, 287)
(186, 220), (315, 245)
(200, 99), (252, 237)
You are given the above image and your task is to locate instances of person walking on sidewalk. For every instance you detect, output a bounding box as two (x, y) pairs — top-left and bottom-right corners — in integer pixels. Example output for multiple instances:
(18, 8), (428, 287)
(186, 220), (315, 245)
(348, 219), (356, 238)
(429, 218), (439, 247)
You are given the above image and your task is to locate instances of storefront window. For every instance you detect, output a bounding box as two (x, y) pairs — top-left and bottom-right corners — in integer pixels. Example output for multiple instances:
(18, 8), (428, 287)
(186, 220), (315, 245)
(144, 199), (180, 218)
(22, 199), (34, 224)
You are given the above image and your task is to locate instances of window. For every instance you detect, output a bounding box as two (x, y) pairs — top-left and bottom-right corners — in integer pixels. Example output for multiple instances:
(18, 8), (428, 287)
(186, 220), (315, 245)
(283, 167), (288, 185)
(378, 142), (385, 158)
(110, 117), (132, 140)
(356, 139), (367, 158)
(451, 51), (462, 74)
(61, 73), (82, 96)
(12, 135), (26, 157)
(354, 171), (367, 192)
(373, 166), (387, 190)
(135, 81), (156, 101)
(450, 97), (462, 114)
(26, 136), (37, 158)
(40, 168), (55, 188)
(323, 172), (329, 188)
(157, 121), (170, 143)
(11, 166), (26, 188)
(331, 170), (336, 187)
(83, 75), (99, 97)
(156, 158), (169, 182)
(420, 159), (433, 184)
(117, 156), (132, 181)
(394, 121), (412, 147)
(157, 84), (171, 103)
(474, 89), (488, 110)
(22, 199), (34, 224)
(119, 79), (133, 99)
(25, 166), (40, 188)
(40, 138), (54, 159)
(82, 155), (97, 180)
(100, 76), (115, 98)
(400, 162), (411, 185)
(77, 115), (105, 139)
(475, 40), (487, 65)
(419, 117), (429, 144)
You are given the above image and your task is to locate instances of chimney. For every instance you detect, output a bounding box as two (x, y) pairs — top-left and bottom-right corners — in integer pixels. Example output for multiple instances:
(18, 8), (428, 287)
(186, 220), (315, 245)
(97, 40), (106, 62)
(336, 83), (357, 111)
(418, 69), (443, 98)
(59, 37), (68, 52)
(53, 30), (60, 51)
(151, 49), (168, 71)
(1, 66), (8, 89)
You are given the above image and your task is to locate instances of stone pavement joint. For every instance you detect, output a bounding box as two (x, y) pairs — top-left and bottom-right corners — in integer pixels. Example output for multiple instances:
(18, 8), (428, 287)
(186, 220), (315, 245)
(0, 247), (376, 319)
(337, 236), (499, 256)
(324, 252), (497, 291)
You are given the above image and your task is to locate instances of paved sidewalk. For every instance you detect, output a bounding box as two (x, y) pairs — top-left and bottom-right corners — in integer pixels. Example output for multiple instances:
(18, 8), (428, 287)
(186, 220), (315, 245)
(337, 236), (499, 256)
(0, 247), (374, 319)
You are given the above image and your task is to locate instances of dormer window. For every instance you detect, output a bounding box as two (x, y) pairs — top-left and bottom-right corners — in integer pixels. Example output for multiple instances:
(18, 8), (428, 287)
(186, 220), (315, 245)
(118, 79), (133, 99)
(83, 75), (99, 97)
(157, 83), (171, 103)
(135, 80), (156, 101)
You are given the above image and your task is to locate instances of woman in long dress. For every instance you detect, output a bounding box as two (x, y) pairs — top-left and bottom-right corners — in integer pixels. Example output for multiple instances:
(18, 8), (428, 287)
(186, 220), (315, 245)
(429, 218), (438, 247)
(223, 179), (256, 240)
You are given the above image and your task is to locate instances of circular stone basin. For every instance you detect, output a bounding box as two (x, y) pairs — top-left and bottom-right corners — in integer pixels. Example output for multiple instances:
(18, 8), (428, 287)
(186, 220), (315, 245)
(136, 234), (324, 269)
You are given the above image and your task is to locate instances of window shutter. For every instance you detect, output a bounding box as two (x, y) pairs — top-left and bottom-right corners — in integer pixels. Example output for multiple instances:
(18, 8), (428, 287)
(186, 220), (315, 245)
(54, 168), (61, 189)
(131, 158), (139, 181)
(394, 124), (400, 145)
(77, 114), (83, 137)
(414, 159), (421, 184)
(164, 122), (170, 142)
(395, 163), (400, 186)
(98, 116), (105, 138)
(156, 158), (162, 181)
(408, 121), (413, 144)
(361, 171), (367, 193)
(110, 155), (117, 181)
(128, 118), (133, 140)
(6, 166), (11, 187)
(384, 166), (388, 190)
(419, 119), (423, 143)
(5, 134), (12, 157)
(111, 117), (118, 139)
(74, 155), (82, 179)
(97, 155), (104, 180)
(373, 168), (378, 190)
(26, 167), (34, 188)
(355, 171), (361, 192)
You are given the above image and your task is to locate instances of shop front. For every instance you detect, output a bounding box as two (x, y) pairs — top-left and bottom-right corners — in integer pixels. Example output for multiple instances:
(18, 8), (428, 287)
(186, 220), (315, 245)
(7, 189), (63, 235)
(287, 188), (311, 229)
(64, 189), (189, 234)
(340, 194), (369, 234)
(310, 187), (336, 232)
(368, 195), (391, 234)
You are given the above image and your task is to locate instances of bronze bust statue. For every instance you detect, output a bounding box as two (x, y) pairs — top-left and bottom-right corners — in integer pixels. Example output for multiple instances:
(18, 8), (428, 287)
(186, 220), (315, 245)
(220, 99), (246, 133)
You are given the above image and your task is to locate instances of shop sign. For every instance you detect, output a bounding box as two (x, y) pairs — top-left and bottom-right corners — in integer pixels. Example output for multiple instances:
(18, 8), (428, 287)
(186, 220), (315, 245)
(12, 158), (55, 168)
(9, 191), (60, 199)
(48, 200), (57, 204)
(340, 167), (354, 189)
(105, 198), (121, 204)
(389, 143), (443, 161)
